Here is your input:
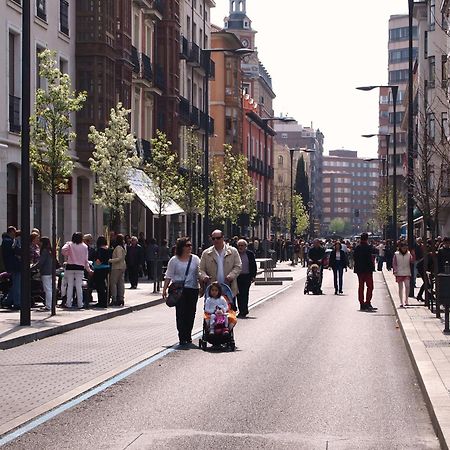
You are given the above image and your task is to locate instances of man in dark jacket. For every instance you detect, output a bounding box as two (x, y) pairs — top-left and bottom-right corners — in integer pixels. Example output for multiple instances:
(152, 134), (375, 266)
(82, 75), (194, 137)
(1, 227), (21, 308)
(438, 237), (450, 273)
(308, 239), (326, 287)
(236, 239), (257, 318)
(353, 233), (377, 311)
(125, 236), (144, 289)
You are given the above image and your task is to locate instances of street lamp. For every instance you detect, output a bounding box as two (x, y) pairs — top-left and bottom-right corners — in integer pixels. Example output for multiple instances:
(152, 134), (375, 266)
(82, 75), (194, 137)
(362, 133), (391, 239)
(357, 84), (399, 240)
(202, 47), (254, 247)
(289, 147), (314, 242)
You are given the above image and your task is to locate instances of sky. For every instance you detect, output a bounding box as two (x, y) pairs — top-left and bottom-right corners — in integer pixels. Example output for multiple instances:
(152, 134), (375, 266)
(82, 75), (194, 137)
(210, 0), (410, 157)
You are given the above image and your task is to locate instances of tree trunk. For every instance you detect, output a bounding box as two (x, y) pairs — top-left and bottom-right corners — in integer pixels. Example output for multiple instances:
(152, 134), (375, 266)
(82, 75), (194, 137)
(51, 191), (57, 316)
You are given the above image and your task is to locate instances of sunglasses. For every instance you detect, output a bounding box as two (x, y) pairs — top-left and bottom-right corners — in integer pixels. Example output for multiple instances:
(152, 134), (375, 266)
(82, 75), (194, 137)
(211, 236), (223, 241)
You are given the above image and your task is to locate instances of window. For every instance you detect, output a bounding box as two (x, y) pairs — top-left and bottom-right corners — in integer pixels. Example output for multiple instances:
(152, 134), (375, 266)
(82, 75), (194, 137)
(389, 69), (409, 83)
(278, 155), (283, 166)
(389, 48), (418, 63)
(427, 113), (436, 142)
(9, 31), (20, 133)
(442, 55), (448, 89)
(389, 111), (404, 124)
(389, 26), (418, 42)
(60, 0), (69, 35)
(281, 133), (288, 139)
(428, 56), (436, 88)
(37, 0), (47, 21)
(429, 0), (436, 31)
(36, 46), (45, 89)
(442, 112), (448, 142)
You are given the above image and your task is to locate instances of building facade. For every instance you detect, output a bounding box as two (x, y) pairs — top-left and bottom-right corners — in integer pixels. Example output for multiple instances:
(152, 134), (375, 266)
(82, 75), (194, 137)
(322, 150), (379, 236)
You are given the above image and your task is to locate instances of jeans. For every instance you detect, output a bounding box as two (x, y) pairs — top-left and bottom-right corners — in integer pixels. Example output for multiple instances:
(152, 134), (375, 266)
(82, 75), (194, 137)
(41, 274), (52, 309)
(332, 261), (344, 293)
(357, 273), (374, 304)
(65, 269), (84, 308)
(94, 269), (109, 307)
(7, 272), (21, 307)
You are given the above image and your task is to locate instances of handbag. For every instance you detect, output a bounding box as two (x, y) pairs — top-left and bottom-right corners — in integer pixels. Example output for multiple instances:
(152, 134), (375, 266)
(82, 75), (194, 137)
(166, 256), (192, 307)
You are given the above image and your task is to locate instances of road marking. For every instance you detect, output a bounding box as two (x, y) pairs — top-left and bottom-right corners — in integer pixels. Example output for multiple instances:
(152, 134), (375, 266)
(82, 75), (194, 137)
(0, 274), (303, 445)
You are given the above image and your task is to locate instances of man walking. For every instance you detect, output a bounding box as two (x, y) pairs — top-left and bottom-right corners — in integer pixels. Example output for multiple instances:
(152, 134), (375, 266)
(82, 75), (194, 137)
(236, 239), (257, 318)
(125, 236), (144, 289)
(353, 232), (377, 311)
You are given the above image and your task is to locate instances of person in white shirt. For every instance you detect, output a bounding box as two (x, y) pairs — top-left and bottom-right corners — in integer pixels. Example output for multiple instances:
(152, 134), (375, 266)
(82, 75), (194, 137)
(204, 282), (229, 334)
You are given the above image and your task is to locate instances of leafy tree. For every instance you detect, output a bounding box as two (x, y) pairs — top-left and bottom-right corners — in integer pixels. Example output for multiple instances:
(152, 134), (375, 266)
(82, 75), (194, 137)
(294, 155), (310, 207)
(177, 127), (205, 240)
(89, 103), (140, 231)
(30, 49), (86, 316)
(292, 193), (309, 236)
(209, 145), (256, 227)
(144, 130), (181, 243)
(329, 218), (347, 235)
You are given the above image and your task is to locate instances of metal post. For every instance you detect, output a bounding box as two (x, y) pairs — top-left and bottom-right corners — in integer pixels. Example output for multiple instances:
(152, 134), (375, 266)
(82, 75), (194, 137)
(290, 149), (294, 242)
(392, 86), (398, 243)
(20, 0), (31, 326)
(264, 127), (269, 247)
(203, 51), (210, 248)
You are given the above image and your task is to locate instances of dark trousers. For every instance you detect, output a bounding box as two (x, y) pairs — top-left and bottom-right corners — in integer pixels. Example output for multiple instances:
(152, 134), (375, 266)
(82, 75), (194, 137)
(175, 287), (199, 343)
(94, 269), (109, 307)
(237, 273), (252, 316)
(332, 262), (344, 293)
(377, 256), (385, 271)
(128, 265), (139, 288)
(357, 273), (374, 304)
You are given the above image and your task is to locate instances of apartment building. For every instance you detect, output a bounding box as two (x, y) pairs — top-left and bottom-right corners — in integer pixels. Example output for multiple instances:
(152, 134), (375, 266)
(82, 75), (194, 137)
(0, 0), (85, 239)
(322, 150), (379, 235)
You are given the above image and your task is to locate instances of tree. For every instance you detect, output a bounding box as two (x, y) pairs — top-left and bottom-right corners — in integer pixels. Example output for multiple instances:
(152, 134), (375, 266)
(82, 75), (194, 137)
(89, 103), (141, 231)
(294, 154), (310, 207)
(209, 145), (256, 229)
(30, 49), (87, 315)
(144, 130), (181, 243)
(291, 193), (309, 236)
(177, 127), (205, 242)
(329, 218), (347, 235)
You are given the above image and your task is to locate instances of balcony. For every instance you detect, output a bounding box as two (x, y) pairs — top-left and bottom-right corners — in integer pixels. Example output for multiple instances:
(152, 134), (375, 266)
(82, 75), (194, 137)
(9, 95), (21, 133)
(141, 53), (153, 82)
(179, 97), (190, 124)
(135, 0), (163, 20)
(188, 42), (201, 65)
(180, 36), (189, 60)
(155, 64), (165, 90)
(131, 46), (140, 74)
(200, 51), (215, 78)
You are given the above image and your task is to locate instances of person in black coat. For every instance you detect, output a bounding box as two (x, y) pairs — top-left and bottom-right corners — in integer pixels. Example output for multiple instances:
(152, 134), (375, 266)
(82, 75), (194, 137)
(125, 236), (144, 289)
(236, 239), (257, 318)
(328, 241), (348, 295)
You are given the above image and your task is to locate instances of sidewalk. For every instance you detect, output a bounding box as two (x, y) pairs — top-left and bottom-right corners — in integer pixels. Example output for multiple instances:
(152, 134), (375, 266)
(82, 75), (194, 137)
(0, 280), (164, 350)
(383, 269), (450, 450)
(0, 261), (307, 439)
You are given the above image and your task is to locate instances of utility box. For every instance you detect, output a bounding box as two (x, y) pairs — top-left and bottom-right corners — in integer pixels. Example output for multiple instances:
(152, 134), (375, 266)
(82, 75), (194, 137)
(437, 274), (450, 307)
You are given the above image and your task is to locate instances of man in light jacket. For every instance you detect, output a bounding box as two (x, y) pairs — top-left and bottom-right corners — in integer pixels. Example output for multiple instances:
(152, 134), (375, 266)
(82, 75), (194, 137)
(199, 229), (242, 297)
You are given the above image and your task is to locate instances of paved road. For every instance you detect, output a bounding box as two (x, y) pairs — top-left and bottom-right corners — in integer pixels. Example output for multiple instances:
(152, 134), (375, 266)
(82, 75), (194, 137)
(3, 271), (440, 449)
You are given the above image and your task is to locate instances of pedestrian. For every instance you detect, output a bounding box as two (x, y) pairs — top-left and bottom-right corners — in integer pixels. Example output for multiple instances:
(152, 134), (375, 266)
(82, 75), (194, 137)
(1, 226), (21, 309)
(158, 238), (170, 279)
(353, 232), (378, 311)
(385, 240), (394, 271)
(61, 232), (91, 309)
(329, 241), (348, 295)
(83, 234), (96, 304)
(93, 235), (112, 308)
(30, 232), (41, 265)
(393, 241), (414, 308)
(38, 236), (53, 311)
(376, 240), (386, 271)
(236, 239), (257, 318)
(308, 239), (325, 287)
(162, 237), (200, 346)
(437, 237), (450, 273)
(125, 236), (144, 289)
(145, 238), (159, 281)
(109, 233), (126, 306)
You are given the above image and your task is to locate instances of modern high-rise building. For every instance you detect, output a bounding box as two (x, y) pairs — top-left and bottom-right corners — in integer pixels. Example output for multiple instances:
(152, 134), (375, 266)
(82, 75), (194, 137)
(322, 150), (379, 236)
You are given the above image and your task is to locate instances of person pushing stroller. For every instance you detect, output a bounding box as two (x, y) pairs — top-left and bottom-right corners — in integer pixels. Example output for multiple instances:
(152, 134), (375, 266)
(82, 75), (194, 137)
(204, 282), (229, 335)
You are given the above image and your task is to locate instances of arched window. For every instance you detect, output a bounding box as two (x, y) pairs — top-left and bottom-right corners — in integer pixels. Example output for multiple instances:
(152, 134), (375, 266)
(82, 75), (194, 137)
(278, 155), (283, 166)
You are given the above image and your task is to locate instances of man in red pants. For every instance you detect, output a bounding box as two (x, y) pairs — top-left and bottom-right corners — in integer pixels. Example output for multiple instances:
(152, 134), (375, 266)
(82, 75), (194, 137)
(353, 232), (378, 311)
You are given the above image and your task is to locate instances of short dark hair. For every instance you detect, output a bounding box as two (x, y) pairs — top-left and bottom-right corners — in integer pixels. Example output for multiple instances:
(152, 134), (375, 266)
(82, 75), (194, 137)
(116, 234), (124, 247)
(72, 232), (83, 244)
(360, 233), (369, 242)
(175, 237), (191, 256)
(96, 235), (107, 248)
(40, 236), (52, 251)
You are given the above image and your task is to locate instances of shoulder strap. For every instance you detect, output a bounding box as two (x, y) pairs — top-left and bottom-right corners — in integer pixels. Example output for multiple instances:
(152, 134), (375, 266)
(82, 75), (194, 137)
(183, 255), (193, 281)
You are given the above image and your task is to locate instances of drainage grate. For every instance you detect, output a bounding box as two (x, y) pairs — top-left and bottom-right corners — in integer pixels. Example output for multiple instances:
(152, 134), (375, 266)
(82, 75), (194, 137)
(423, 340), (450, 348)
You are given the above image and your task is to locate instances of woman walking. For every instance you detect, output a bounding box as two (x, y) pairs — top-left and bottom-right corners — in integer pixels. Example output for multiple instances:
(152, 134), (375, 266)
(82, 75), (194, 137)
(162, 237), (200, 346)
(109, 234), (127, 306)
(61, 232), (91, 309)
(393, 241), (414, 307)
(93, 236), (112, 308)
(329, 241), (348, 295)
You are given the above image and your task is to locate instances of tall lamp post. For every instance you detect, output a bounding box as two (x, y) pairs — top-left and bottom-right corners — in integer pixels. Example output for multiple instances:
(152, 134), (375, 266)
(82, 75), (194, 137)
(289, 147), (314, 242)
(362, 133), (391, 239)
(202, 47), (253, 247)
(357, 85), (399, 240)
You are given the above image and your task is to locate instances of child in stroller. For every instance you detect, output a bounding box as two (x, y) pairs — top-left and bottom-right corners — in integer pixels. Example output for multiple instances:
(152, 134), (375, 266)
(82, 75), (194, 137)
(304, 263), (322, 295)
(199, 282), (236, 351)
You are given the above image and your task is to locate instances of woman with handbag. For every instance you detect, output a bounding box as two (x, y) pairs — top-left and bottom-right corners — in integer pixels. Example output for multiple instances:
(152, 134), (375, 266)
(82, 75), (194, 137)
(162, 237), (200, 346)
(93, 235), (112, 308)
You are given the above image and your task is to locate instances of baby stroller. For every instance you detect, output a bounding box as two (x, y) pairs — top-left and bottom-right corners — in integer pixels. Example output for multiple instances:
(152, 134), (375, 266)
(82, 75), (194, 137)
(199, 283), (236, 352)
(0, 272), (12, 307)
(304, 263), (322, 295)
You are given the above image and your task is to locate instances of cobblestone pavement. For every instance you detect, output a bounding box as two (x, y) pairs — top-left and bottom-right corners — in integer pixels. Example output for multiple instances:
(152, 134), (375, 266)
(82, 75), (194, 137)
(0, 262), (307, 437)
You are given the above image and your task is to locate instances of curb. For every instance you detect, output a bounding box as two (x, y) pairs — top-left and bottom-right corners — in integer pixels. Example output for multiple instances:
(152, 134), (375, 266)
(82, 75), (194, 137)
(382, 270), (449, 450)
(0, 297), (165, 350)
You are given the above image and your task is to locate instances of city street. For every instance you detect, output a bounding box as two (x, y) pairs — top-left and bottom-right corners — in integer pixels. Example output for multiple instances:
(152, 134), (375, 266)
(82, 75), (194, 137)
(1, 269), (439, 449)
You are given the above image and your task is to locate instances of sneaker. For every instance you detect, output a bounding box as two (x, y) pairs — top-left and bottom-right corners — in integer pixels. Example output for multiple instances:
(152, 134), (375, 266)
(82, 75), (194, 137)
(360, 303), (367, 311)
(399, 304), (404, 308)
(209, 330), (214, 335)
(366, 304), (378, 312)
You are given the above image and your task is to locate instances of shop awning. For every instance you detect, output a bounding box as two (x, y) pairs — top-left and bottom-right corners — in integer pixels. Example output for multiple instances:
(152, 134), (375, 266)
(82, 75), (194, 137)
(128, 168), (184, 216)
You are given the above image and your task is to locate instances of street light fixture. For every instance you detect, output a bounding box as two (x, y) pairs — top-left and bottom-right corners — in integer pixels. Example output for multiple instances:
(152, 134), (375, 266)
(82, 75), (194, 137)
(357, 84), (399, 240)
(202, 47), (254, 246)
(289, 147), (315, 242)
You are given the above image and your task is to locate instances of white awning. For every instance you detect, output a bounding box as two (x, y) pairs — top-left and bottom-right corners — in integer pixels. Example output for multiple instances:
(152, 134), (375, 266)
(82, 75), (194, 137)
(128, 168), (184, 216)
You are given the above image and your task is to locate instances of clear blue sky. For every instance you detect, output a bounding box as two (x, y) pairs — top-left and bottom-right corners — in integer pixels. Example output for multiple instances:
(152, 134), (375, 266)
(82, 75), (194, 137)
(211, 0), (410, 157)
